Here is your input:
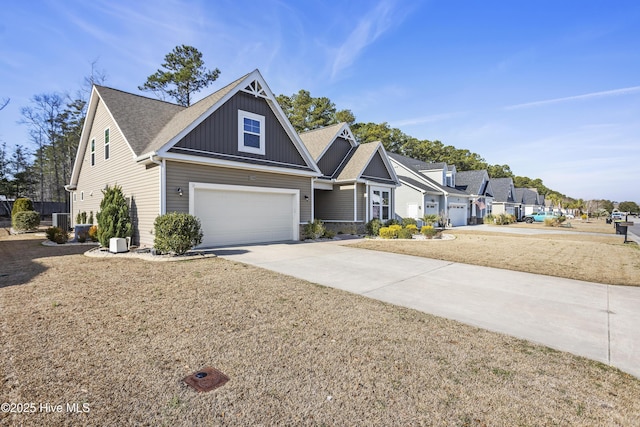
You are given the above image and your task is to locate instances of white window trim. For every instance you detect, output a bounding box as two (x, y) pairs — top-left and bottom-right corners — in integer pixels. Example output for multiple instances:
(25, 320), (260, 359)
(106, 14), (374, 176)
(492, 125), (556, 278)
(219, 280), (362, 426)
(238, 110), (265, 155)
(90, 138), (96, 166)
(370, 186), (392, 222)
(104, 128), (110, 160)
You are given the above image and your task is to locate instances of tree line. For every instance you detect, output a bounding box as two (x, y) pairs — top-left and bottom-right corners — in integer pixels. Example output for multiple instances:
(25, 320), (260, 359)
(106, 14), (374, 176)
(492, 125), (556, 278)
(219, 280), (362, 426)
(1, 45), (635, 215)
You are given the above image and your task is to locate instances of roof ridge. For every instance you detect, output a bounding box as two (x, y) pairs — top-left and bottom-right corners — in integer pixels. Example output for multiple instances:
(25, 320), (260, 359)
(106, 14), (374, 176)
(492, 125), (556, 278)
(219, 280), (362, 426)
(94, 85), (185, 108)
(299, 122), (345, 135)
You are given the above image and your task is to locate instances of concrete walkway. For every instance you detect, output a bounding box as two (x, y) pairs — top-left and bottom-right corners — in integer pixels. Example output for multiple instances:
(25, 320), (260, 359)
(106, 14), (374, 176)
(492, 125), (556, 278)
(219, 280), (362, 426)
(214, 239), (640, 379)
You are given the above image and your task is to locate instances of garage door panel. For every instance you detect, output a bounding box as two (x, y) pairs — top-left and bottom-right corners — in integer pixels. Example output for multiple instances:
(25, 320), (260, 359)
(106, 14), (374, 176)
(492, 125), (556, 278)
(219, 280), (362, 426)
(192, 185), (297, 247)
(448, 203), (467, 227)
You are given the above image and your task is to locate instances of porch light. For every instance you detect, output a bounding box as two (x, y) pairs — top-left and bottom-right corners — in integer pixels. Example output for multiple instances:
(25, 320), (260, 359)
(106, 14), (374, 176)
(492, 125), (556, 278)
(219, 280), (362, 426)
(177, 187), (183, 197)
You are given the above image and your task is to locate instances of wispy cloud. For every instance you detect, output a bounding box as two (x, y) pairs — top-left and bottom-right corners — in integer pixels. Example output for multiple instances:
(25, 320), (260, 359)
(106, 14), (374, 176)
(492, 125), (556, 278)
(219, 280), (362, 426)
(330, 0), (408, 79)
(390, 111), (468, 127)
(505, 86), (640, 110)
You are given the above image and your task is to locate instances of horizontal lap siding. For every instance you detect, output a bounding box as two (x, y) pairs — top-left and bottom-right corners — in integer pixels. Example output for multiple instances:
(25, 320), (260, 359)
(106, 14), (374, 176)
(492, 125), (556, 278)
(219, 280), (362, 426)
(166, 161), (312, 222)
(74, 100), (159, 247)
(314, 185), (355, 221)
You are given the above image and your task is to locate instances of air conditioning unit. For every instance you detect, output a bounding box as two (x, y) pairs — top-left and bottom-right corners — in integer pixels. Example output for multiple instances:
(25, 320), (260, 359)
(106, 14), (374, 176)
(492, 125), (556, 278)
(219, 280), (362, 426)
(52, 213), (70, 231)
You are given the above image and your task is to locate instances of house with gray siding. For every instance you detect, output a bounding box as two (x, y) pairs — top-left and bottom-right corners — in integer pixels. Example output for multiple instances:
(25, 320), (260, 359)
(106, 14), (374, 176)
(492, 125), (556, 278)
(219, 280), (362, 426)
(455, 169), (494, 224)
(388, 153), (470, 226)
(515, 187), (545, 219)
(67, 69), (322, 247)
(299, 123), (399, 232)
(489, 177), (519, 217)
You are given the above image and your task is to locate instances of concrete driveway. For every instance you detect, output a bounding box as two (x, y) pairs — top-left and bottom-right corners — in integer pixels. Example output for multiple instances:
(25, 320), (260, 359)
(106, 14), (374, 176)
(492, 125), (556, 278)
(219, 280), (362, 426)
(214, 239), (640, 379)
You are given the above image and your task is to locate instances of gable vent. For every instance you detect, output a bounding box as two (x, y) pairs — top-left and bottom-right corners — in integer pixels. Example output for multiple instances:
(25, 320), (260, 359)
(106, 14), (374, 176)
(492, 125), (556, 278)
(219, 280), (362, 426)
(242, 80), (268, 98)
(338, 127), (355, 143)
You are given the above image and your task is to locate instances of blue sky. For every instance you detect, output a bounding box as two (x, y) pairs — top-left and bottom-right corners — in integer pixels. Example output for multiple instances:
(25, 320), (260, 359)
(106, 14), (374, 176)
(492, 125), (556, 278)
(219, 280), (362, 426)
(1, 0), (639, 203)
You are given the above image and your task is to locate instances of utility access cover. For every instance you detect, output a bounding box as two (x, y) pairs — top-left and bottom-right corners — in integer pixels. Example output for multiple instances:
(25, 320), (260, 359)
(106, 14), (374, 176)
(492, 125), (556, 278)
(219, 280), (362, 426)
(183, 366), (229, 392)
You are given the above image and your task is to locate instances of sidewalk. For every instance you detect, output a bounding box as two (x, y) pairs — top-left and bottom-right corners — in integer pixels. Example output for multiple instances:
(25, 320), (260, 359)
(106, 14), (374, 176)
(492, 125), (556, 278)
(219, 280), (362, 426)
(214, 239), (640, 379)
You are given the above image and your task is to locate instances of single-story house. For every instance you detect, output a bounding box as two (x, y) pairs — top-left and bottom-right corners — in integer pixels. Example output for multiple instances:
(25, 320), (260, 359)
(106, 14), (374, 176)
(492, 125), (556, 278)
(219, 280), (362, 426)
(515, 187), (545, 219)
(299, 123), (399, 232)
(67, 69), (323, 247)
(455, 170), (494, 224)
(489, 177), (519, 217)
(388, 153), (470, 226)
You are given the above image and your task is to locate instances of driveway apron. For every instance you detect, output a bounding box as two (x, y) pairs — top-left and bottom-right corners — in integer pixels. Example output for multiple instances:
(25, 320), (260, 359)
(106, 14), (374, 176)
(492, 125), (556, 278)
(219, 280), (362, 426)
(214, 240), (640, 379)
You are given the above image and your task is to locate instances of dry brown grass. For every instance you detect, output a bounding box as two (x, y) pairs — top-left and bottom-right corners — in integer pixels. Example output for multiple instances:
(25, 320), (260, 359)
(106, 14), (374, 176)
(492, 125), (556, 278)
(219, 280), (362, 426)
(351, 224), (640, 287)
(1, 231), (640, 426)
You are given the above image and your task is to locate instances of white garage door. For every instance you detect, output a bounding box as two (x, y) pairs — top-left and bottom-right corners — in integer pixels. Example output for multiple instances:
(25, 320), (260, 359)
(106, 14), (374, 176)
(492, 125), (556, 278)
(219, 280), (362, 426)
(191, 183), (299, 247)
(448, 203), (468, 227)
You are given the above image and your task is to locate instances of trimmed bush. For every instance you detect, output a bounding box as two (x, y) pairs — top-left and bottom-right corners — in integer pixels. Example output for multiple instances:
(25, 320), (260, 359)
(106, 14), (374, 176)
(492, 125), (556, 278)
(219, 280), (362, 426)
(11, 198), (34, 228)
(96, 185), (133, 247)
(322, 229), (336, 239)
(88, 225), (98, 242)
(379, 227), (395, 239)
(13, 210), (40, 231)
(384, 218), (400, 227)
(421, 225), (438, 238)
(46, 226), (68, 244)
(365, 218), (382, 236)
(76, 211), (88, 224)
(153, 212), (203, 255)
(405, 224), (419, 234)
(303, 218), (325, 240)
(397, 228), (413, 239)
(401, 217), (417, 227)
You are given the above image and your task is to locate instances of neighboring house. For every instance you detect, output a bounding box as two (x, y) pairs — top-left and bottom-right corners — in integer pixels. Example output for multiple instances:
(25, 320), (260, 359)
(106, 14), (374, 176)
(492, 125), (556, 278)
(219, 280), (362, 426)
(299, 123), (399, 232)
(489, 177), (519, 217)
(67, 69), (323, 247)
(515, 187), (545, 218)
(388, 153), (470, 226)
(455, 170), (494, 224)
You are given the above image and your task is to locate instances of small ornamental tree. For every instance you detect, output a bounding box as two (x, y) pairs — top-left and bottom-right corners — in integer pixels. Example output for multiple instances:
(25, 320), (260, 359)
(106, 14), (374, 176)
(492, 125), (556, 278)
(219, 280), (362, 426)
(153, 212), (203, 255)
(96, 184), (132, 247)
(11, 197), (34, 228)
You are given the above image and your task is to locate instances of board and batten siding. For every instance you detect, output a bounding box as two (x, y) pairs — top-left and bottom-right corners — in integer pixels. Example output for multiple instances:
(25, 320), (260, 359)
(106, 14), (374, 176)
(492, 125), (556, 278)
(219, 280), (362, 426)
(172, 91), (308, 168)
(362, 152), (392, 181)
(74, 99), (160, 247)
(317, 138), (352, 178)
(165, 161), (312, 223)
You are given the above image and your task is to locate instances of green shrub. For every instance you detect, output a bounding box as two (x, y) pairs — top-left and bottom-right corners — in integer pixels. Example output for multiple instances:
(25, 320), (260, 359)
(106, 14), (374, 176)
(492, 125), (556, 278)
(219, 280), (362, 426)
(421, 225), (438, 238)
(153, 212), (203, 255)
(384, 218), (400, 227)
(323, 229), (336, 239)
(76, 211), (88, 224)
(96, 185), (133, 247)
(11, 198), (34, 228)
(88, 211), (94, 225)
(13, 210), (40, 231)
(405, 224), (419, 234)
(365, 218), (382, 236)
(397, 228), (413, 239)
(483, 214), (495, 224)
(303, 218), (325, 240)
(401, 217), (417, 227)
(45, 226), (68, 244)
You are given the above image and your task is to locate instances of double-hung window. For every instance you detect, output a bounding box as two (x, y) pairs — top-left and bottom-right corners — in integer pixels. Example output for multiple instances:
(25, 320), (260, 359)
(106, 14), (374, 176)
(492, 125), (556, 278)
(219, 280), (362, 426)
(104, 128), (110, 160)
(238, 110), (265, 155)
(371, 187), (391, 221)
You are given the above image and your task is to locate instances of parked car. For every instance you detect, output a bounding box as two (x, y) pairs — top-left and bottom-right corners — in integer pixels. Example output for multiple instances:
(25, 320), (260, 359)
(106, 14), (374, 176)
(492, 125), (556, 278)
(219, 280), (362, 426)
(611, 212), (625, 221)
(523, 212), (558, 223)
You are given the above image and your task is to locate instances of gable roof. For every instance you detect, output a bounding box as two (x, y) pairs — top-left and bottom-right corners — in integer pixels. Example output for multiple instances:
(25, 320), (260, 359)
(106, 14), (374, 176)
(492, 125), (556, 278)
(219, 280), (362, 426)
(335, 141), (398, 185)
(490, 177), (516, 203)
(70, 70), (321, 186)
(455, 170), (490, 195)
(298, 123), (354, 160)
(388, 152), (469, 197)
(515, 187), (542, 205)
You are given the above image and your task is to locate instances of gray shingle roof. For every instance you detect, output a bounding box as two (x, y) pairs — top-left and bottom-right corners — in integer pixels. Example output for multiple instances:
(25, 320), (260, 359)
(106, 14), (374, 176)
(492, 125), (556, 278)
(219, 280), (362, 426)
(388, 152), (445, 173)
(490, 178), (516, 203)
(94, 86), (185, 156)
(95, 73), (250, 157)
(455, 170), (489, 195)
